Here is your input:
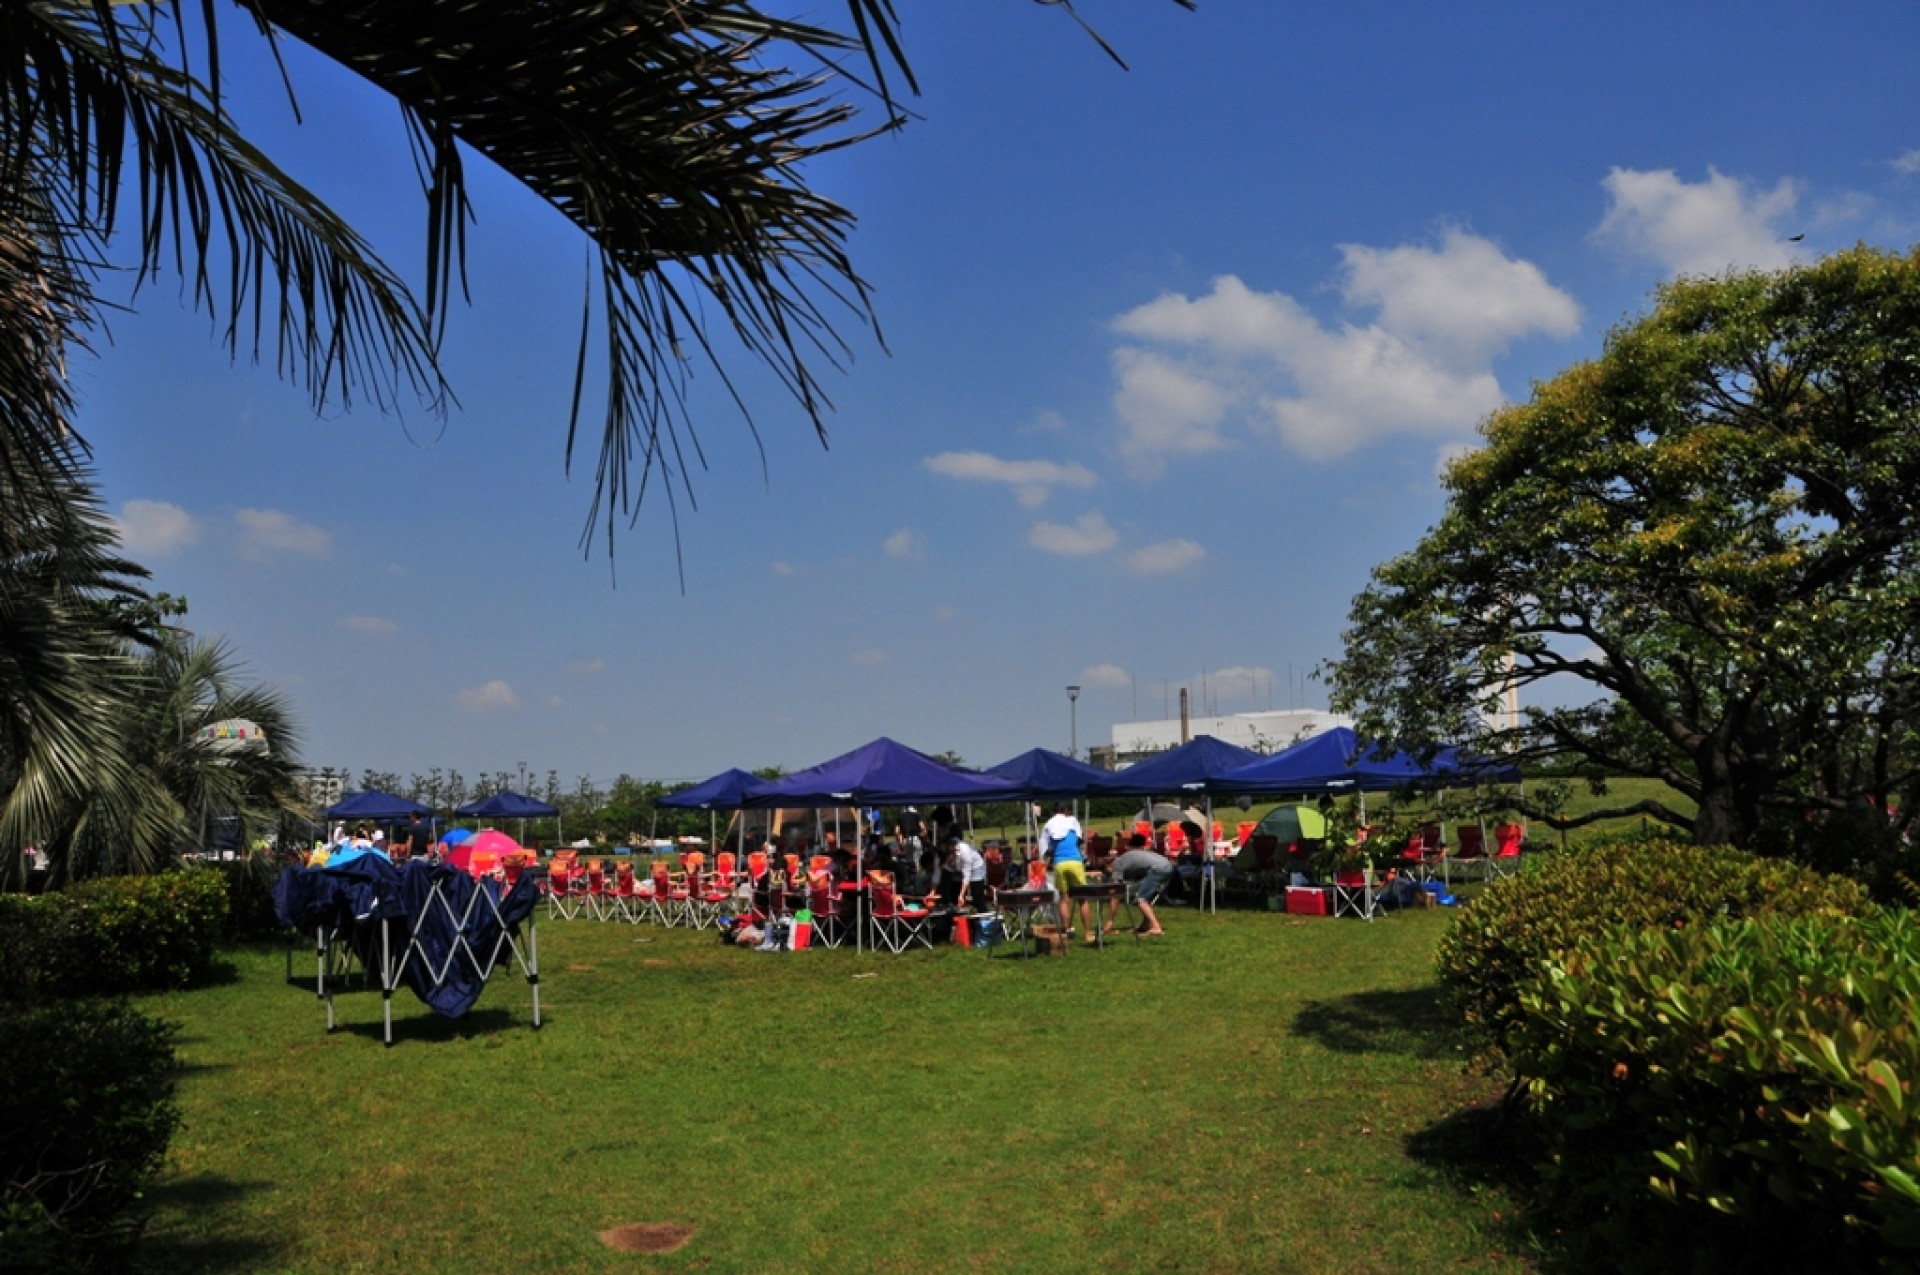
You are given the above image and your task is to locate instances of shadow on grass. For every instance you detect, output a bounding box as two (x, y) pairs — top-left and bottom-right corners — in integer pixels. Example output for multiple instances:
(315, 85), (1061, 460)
(1403, 1098), (1567, 1269)
(332, 1005), (525, 1044)
(1290, 987), (1460, 1059)
(138, 1174), (285, 1274)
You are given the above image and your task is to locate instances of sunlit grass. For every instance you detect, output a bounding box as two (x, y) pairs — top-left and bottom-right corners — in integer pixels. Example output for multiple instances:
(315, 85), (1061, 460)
(137, 908), (1528, 1273)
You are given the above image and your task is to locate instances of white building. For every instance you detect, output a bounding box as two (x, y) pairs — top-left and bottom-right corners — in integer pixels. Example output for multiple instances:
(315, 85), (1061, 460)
(1100, 709), (1353, 767)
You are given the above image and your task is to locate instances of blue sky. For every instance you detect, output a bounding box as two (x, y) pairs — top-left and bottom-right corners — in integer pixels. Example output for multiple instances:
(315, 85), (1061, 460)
(79, 1), (1920, 787)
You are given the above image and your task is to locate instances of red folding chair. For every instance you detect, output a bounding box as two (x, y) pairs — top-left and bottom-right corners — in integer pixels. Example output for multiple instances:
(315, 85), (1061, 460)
(1489, 822), (1526, 877)
(869, 877), (932, 953)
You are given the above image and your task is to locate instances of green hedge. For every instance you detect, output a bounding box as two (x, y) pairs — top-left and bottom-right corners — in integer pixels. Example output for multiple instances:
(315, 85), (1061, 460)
(1510, 911), (1920, 1272)
(0, 999), (180, 1272)
(0, 868), (230, 999)
(1433, 837), (1872, 1055)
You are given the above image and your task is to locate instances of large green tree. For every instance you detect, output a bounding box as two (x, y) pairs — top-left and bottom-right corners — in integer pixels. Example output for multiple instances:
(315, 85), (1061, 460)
(1331, 246), (1920, 849)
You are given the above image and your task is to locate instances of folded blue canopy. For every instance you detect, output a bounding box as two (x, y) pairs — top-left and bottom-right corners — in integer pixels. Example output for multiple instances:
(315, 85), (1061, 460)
(273, 858), (538, 1018)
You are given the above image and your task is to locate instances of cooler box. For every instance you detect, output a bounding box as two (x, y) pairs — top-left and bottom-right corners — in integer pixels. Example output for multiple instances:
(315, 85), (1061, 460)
(1285, 886), (1330, 917)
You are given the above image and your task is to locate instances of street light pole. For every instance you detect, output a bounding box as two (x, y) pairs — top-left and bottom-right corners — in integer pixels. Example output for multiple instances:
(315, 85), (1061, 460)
(1067, 685), (1081, 759)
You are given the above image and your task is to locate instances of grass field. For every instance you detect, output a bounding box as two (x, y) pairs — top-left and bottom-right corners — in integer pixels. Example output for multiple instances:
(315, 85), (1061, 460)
(135, 903), (1530, 1274)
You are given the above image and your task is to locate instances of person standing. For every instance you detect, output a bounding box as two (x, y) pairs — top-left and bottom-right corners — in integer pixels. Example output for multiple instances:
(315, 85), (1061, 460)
(400, 810), (433, 859)
(1038, 802), (1091, 939)
(1108, 834), (1171, 937)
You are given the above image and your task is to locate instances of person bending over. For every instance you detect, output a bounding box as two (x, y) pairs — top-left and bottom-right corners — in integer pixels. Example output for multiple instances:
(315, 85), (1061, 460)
(1109, 834), (1171, 937)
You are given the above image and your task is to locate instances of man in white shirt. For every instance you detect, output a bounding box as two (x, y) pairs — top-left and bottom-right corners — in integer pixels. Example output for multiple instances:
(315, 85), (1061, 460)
(942, 832), (987, 911)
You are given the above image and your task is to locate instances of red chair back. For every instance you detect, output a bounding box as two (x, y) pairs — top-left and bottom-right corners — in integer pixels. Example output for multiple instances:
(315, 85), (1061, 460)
(1249, 835), (1280, 872)
(871, 880), (899, 919)
(614, 863), (636, 897)
(1165, 824), (1188, 852)
(1455, 825), (1486, 859)
(1026, 859), (1048, 889)
(651, 863), (673, 895)
(1237, 821), (1257, 847)
(1494, 823), (1524, 858)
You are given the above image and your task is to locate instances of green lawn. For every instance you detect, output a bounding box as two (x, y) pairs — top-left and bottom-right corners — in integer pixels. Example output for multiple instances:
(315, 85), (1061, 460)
(136, 906), (1528, 1273)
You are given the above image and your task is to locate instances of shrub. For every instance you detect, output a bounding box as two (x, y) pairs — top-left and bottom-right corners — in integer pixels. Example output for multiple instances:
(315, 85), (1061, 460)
(211, 855), (292, 939)
(0, 999), (180, 1272)
(0, 869), (230, 999)
(1434, 837), (1872, 1054)
(1509, 911), (1920, 1272)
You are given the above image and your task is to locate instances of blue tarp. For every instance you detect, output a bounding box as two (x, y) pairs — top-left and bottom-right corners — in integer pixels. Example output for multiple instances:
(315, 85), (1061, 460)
(658, 767), (769, 810)
(271, 858), (538, 1018)
(747, 737), (1025, 807)
(1210, 726), (1522, 795)
(325, 789), (430, 821)
(984, 747), (1112, 799)
(1086, 735), (1265, 797)
(454, 790), (559, 819)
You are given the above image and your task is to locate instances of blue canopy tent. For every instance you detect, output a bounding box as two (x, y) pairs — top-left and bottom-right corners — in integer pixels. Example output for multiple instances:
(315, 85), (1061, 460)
(1210, 727), (1521, 798)
(984, 747), (1111, 798)
(326, 789), (429, 821)
(1085, 736), (1265, 913)
(1214, 728), (1524, 881)
(984, 747), (1113, 857)
(747, 737), (1024, 808)
(1087, 735), (1263, 797)
(323, 790), (436, 849)
(746, 738), (1023, 953)
(455, 789), (562, 847)
(658, 768), (771, 858)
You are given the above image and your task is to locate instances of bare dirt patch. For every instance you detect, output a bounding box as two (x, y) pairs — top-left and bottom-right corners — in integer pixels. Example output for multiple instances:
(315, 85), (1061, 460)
(598, 1223), (696, 1254)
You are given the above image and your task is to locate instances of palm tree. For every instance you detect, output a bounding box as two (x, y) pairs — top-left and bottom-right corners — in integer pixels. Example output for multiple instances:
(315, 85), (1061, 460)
(51, 635), (307, 882)
(2, 0), (1192, 554)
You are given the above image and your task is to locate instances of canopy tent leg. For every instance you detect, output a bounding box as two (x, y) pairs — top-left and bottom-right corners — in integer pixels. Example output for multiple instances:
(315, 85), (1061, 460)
(380, 917), (394, 1048)
(526, 915), (542, 1029)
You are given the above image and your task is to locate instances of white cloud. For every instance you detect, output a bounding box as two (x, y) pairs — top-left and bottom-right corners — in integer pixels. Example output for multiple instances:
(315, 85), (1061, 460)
(545, 695), (565, 707)
(851, 648), (889, 667)
(772, 561), (795, 576)
(1111, 232), (1576, 466)
(1594, 167), (1802, 276)
(1127, 538), (1206, 574)
(1208, 665), (1277, 698)
(456, 680), (520, 712)
(1110, 347), (1234, 472)
(1339, 229), (1580, 366)
(1029, 511), (1120, 556)
(338, 615), (396, 635)
(1026, 409), (1070, 434)
(233, 508), (330, 559)
(385, 563), (405, 577)
(922, 451), (1098, 507)
(566, 657), (604, 676)
(113, 500), (199, 556)
(883, 527), (921, 560)
(1892, 149), (1920, 175)
(1079, 663), (1131, 689)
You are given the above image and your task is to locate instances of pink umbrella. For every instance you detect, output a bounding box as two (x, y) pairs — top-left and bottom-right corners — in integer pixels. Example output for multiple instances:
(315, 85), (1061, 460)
(447, 828), (520, 872)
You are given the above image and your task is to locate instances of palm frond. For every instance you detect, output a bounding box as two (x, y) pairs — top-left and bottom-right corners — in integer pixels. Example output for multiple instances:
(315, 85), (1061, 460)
(5, 1), (445, 413)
